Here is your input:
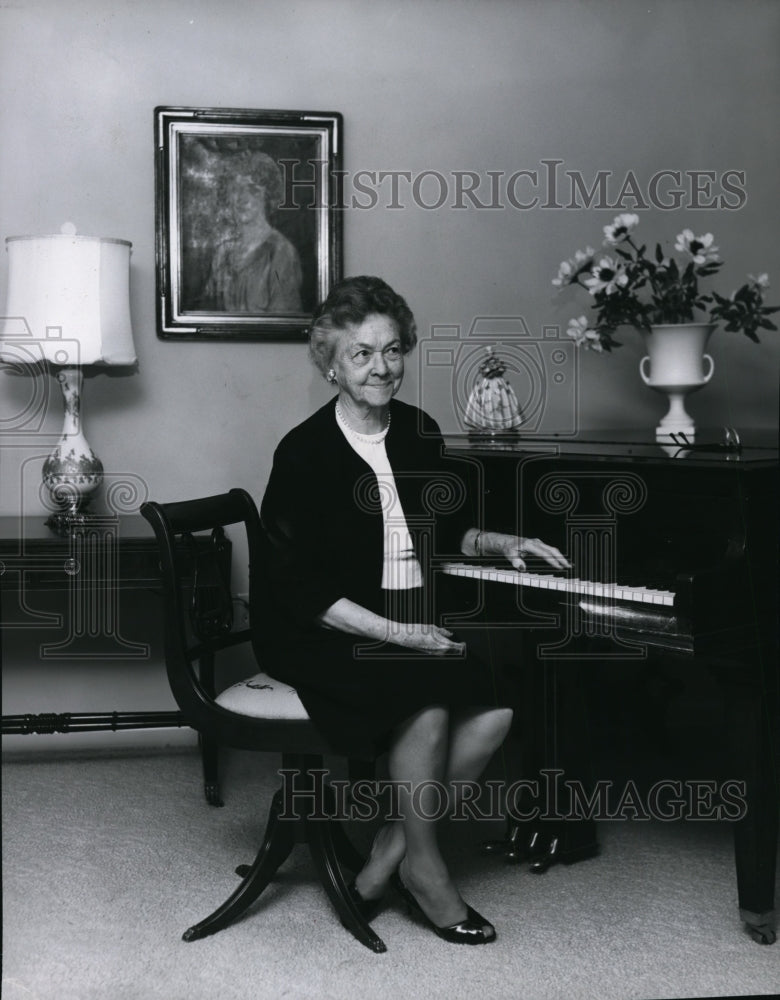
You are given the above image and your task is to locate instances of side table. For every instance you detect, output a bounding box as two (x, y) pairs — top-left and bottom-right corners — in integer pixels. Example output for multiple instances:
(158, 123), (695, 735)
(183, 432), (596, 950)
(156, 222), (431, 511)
(0, 513), (224, 804)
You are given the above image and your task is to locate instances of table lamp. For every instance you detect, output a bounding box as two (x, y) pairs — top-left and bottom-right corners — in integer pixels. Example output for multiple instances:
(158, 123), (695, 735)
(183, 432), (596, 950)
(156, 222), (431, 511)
(0, 230), (136, 529)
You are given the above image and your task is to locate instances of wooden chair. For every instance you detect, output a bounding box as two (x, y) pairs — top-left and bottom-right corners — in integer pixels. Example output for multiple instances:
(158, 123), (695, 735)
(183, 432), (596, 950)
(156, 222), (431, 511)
(140, 488), (385, 952)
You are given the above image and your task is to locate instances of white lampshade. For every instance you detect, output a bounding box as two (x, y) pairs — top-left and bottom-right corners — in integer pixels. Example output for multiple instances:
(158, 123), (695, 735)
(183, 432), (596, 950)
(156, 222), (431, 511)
(0, 234), (136, 366)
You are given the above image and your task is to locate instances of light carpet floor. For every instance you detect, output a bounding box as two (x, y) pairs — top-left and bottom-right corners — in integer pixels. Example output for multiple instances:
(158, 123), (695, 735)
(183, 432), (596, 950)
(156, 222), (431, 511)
(2, 748), (779, 1000)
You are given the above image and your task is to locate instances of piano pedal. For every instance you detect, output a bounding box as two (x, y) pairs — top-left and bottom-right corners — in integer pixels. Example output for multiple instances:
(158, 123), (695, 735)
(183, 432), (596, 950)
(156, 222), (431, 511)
(482, 823), (600, 871)
(529, 834), (558, 874)
(529, 833), (600, 874)
(481, 823), (530, 864)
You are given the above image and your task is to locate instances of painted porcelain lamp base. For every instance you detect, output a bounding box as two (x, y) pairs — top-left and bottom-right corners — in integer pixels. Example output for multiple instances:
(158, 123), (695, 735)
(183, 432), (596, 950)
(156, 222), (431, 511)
(42, 367), (104, 529)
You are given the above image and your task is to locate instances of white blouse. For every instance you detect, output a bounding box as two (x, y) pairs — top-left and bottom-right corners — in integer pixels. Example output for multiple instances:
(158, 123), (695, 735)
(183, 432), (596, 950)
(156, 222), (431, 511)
(335, 406), (424, 591)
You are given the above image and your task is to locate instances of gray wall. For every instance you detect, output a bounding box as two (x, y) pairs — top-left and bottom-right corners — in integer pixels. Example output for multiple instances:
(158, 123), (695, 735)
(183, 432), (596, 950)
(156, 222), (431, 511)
(2, 0), (778, 746)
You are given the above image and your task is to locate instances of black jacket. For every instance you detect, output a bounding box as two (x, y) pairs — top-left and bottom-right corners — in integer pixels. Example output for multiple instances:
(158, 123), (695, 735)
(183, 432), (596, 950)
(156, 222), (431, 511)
(259, 396), (478, 629)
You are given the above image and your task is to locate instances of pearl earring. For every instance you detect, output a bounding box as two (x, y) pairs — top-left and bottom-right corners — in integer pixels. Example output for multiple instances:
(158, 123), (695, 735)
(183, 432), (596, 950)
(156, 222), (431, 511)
(326, 369), (337, 384)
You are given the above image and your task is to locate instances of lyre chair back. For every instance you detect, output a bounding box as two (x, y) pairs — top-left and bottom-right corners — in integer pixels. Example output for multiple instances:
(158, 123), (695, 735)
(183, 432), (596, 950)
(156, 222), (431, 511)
(142, 488), (317, 753)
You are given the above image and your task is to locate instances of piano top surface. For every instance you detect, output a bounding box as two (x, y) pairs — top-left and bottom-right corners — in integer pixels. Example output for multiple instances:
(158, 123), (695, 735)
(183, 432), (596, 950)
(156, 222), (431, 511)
(446, 427), (778, 470)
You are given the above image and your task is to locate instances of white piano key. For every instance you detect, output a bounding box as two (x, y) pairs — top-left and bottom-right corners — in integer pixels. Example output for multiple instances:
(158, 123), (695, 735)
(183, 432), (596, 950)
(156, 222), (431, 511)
(441, 563), (676, 607)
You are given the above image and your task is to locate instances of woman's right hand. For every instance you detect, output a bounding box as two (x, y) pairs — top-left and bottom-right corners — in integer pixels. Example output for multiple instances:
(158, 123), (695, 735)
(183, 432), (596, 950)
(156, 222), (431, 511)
(316, 599), (465, 656)
(388, 622), (467, 656)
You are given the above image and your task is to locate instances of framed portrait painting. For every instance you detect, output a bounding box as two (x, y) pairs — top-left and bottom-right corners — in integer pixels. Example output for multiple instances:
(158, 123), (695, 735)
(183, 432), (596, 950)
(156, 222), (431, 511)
(154, 106), (342, 340)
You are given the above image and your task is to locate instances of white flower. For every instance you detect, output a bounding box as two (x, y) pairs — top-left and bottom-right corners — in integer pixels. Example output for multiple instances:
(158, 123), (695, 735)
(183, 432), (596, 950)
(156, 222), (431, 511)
(588, 334), (604, 352)
(674, 229), (719, 265)
(566, 316), (603, 351)
(552, 260), (573, 288)
(583, 256), (629, 296)
(603, 213), (640, 246)
(552, 246), (595, 287)
(748, 272), (770, 288)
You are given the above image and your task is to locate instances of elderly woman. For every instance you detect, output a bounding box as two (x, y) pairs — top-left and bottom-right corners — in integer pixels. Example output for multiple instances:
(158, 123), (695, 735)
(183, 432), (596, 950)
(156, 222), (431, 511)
(257, 276), (568, 945)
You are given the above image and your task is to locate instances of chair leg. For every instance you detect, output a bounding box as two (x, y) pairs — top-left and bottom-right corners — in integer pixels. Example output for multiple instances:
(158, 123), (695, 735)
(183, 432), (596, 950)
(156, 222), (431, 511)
(329, 819), (366, 874)
(196, 651), (223, 807)
(183, 788), (294, 942)
(305, 788), (387, 954)
(199, 735), (223, 807)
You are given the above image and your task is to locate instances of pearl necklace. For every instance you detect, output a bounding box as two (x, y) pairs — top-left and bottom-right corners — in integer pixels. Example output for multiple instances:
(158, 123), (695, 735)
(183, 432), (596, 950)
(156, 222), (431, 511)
(335, 401), (391, 444)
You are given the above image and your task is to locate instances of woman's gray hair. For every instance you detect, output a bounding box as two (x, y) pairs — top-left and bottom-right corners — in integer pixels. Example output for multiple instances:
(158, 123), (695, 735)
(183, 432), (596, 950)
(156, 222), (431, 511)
(308, 275), (417, 375)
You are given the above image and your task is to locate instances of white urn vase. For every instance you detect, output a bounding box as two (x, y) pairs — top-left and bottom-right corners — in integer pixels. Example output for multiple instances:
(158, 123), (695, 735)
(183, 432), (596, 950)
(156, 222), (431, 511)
(639, 323), (715, 442)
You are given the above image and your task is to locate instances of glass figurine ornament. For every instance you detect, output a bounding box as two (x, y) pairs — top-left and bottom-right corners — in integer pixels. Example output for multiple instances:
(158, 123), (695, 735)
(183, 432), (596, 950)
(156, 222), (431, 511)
(464, 347), (523, 437)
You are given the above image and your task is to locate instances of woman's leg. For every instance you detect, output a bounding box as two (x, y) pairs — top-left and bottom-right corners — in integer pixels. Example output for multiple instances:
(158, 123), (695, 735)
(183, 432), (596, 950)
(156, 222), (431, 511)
(446, 706), (514, 786)
(396, 705), (514, 928)
(354, 705), (513, 913)
(354, 706), (448, 901)
(386, 704), (470, 927)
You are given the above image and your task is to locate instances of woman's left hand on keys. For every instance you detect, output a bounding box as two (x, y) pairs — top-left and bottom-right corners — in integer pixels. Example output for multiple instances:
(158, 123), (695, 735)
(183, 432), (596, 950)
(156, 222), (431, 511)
(497, 534), (570, 571)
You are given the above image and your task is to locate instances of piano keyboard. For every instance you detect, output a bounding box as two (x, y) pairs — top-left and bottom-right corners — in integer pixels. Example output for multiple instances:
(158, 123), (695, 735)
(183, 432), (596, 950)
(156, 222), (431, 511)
(441, 562), (676, 607)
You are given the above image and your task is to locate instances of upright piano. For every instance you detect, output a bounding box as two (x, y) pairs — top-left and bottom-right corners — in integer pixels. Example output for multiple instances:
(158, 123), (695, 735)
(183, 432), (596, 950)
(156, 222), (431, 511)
(441, 429), (779, 944)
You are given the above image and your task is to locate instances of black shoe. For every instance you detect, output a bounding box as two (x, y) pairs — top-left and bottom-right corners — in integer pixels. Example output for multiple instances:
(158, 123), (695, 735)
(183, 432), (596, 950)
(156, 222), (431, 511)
(464, 903), (494, 934)
(391, 874), (496, 944)
(346, 879), (385, 923)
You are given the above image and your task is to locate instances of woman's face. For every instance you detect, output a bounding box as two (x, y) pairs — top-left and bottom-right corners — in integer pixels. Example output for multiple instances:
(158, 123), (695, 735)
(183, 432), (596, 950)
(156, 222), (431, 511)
(331, 313), (405, 412)
(227, 176), (267, 227)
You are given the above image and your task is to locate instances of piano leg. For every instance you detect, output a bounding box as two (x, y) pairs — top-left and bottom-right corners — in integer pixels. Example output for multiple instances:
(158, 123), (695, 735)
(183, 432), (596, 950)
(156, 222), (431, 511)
(482, 656), (599, 872)
(531, 660), (599, 872)
(712, 648), (779, 945)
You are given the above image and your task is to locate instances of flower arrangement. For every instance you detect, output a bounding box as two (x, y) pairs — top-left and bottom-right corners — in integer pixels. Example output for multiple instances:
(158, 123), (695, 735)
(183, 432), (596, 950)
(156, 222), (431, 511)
(553, 213), (777, 351)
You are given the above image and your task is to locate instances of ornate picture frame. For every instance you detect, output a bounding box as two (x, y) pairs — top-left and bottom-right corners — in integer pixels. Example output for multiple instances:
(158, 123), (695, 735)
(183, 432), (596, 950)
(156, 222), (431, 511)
(154, 106), (342, 341)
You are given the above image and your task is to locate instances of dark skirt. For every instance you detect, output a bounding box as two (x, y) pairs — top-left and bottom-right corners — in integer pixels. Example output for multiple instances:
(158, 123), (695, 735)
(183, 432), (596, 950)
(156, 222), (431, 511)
(258, 586), (508, 755)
